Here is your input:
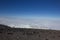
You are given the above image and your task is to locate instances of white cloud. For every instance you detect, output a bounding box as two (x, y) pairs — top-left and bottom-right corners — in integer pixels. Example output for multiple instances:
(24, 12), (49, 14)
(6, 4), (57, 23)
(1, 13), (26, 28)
(0, 17), (60, 30)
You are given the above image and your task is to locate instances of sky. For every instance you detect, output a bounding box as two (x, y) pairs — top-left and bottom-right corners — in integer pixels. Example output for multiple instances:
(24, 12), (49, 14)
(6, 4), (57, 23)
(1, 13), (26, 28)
(0, 0), (60, 30)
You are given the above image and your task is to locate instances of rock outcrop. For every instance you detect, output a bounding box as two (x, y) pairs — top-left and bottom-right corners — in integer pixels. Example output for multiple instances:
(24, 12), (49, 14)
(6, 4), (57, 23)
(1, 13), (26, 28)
(0, 24), (60, 40)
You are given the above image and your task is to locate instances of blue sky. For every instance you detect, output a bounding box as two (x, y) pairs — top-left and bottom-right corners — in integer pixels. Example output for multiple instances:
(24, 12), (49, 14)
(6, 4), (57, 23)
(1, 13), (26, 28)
(0, 0), (60, 30)
(0, 0), (60, 18)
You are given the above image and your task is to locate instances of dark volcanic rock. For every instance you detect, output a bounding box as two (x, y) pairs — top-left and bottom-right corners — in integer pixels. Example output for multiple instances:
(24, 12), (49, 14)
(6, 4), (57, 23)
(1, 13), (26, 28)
(0, 24), (60, 40)
(0, 24), (11, 34)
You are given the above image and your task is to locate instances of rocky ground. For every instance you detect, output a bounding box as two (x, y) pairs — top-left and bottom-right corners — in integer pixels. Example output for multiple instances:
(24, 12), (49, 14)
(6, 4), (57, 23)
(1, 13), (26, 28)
(0, 24), (60, 40)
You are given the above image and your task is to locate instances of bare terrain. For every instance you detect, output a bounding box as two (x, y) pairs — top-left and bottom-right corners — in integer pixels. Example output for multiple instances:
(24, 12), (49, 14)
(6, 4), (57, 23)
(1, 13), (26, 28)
(0, 24), (60, 40)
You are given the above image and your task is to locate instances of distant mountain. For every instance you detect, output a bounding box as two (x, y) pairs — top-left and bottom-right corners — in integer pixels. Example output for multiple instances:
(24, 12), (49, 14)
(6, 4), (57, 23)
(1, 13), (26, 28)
(0, 24), (11, 29)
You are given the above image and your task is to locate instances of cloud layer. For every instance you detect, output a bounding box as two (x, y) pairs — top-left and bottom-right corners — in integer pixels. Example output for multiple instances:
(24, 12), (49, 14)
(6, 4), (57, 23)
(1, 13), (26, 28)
(0, 17), (60, 30)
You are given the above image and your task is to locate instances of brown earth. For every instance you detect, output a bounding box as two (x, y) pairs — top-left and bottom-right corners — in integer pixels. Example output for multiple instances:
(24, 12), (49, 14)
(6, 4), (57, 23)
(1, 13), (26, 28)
(0, 24), (60, 40)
